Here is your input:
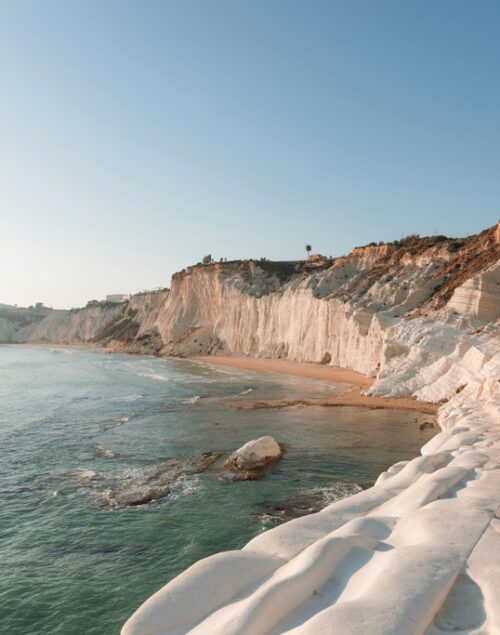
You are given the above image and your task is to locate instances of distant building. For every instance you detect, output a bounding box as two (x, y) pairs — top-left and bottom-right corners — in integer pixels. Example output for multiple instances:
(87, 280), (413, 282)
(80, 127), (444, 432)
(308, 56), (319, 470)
(106, 294), (131, 303)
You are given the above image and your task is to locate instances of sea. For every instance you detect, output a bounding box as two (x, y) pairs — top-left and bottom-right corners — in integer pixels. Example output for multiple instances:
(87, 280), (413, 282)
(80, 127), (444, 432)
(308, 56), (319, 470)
(0, 345), (435, 635)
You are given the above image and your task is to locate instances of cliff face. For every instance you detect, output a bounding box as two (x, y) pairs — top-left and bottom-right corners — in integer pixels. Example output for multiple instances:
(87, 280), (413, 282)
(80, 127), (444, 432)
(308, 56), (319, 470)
(7, 224), (499, 381)
(156, 264), (387, 374)
(153, 223), (499, 377)
(0, 305), (53, 343)
(14, 304), (125, 344)
(6, 290), (169, 353)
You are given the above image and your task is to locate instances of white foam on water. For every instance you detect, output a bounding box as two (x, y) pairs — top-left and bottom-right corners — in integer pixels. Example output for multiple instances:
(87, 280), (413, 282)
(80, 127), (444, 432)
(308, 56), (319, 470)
(168, 475), (203, 501)
(41, 489), (59, 502)
(95, 445), (115, 459)
(74, 469), (98, 483)
(313, 482), (364, 505)
(137, 372), (170, 382)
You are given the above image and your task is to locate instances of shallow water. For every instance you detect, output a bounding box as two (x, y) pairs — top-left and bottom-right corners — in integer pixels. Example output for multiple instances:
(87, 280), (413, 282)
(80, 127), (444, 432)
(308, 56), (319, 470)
(0, 345), (435, 635)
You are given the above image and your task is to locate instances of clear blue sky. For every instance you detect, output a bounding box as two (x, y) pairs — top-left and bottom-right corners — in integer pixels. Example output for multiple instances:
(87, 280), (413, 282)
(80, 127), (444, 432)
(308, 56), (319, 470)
(1, 0), (499, 308)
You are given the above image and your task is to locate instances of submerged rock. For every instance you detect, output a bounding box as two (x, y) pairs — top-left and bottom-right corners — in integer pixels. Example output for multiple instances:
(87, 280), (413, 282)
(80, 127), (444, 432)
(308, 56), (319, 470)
(104, 451), (223, 507)
(419, 420), (436, 430)
(258, 483), (365, 525)
(220, 436), (282, 481)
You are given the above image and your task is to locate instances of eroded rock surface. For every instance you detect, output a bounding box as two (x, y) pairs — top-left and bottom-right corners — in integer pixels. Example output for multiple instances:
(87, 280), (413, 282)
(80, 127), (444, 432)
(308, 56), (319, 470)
(258, 483), (364, 525)
(104, 452), (223, 507)
(220, 436), (282, 481)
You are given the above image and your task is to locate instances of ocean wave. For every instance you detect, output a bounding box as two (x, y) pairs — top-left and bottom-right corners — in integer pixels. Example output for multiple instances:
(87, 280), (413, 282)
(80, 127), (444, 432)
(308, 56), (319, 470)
(168, 475), (203, 500)
(314, 482), (364, 504)
(171, 377), (215, 384)
(37, 468), (99, 489)
(137, 372), (170, 382)
(41, 489), (59, 502)
(67, 468), (98, 484)
(182, 395), (201, 405)
(100, 415), (133, 432)
(110, 394), (144, 402)
(198, 364), (242, 378)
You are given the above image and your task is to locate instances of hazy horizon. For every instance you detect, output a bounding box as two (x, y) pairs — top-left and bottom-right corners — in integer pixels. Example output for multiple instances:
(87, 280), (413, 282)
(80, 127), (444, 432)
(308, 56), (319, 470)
(2, 1), (499, 309)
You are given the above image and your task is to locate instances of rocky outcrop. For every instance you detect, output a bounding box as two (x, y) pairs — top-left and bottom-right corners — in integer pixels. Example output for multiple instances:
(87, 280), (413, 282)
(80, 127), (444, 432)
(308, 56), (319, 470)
(103, 452), (223, 508)
(0, 304), (53, 342)
(447, 261), (500, 323)
(0, 316), (17, 342)
(15, 304), (126, 344)
(5, 290), (169, 353)
(219, 436), (282, 481)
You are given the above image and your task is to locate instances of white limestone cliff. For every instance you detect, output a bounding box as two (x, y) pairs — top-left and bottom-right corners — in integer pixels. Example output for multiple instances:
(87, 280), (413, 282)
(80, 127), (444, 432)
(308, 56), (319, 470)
(10, 225), (499, 372)
(14, 304), (124, 344)
(118, 225), (500, 635)
(6, 290), (169, 351)
(447, 261), (500, 323)
(0, 316), (17, 342)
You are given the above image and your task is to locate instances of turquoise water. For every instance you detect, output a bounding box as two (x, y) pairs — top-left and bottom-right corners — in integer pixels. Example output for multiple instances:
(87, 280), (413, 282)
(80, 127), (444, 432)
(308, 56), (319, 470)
(0, 346), (434, 635)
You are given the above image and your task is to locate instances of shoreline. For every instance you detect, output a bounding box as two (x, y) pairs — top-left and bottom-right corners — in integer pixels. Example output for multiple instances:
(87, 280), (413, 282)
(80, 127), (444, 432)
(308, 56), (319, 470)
(13, 344), (437, 416)
(17, 342), (116, 352)
(193, 356), (438, 416)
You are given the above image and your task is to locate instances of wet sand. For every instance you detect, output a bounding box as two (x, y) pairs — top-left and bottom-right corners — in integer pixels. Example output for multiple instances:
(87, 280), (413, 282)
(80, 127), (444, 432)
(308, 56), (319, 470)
(193, 356), (437, 416)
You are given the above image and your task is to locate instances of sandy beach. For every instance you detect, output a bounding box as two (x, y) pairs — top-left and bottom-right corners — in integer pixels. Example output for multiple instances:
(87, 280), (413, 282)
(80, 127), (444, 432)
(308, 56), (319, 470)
(25, 346), (436, 416)
(193, 356), (437, 416)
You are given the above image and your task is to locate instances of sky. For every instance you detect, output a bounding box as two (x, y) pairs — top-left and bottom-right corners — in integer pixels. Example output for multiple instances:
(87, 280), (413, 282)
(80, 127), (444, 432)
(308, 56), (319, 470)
(1, 0), (499, 308)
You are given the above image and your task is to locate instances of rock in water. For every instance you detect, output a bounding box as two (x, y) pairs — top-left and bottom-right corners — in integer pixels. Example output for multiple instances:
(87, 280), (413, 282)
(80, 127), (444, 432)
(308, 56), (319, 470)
(258, 483), (365, 525)
(220, 436), (282, 481)
(104, 451), (223, 507)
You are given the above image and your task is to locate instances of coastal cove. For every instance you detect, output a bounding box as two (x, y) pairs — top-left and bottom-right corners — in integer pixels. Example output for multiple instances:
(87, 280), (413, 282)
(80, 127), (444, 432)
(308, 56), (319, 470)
(194, 356), (438, 415)
(0, 345), (435, 635)
(1, 223), (499, 634)
(2, 3), (500, 631)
